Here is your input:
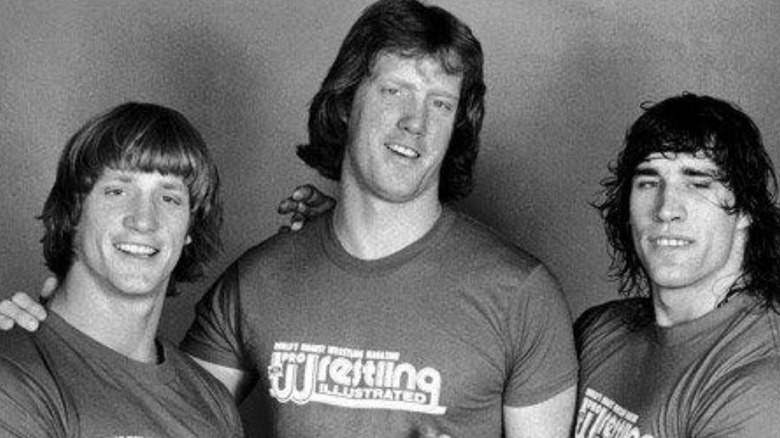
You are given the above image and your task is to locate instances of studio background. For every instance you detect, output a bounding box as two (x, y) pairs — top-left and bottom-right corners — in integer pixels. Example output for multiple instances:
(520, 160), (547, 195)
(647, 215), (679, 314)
(2, 0), (779, 431)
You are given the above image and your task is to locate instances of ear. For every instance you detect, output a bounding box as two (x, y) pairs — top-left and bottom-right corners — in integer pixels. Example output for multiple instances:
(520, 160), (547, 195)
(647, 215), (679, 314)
(185, 235), (192, 245)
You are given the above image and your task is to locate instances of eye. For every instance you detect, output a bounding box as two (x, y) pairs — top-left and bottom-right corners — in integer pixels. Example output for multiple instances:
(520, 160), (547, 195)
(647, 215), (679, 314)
(432, 99), (455, 112)
(104, 187), (124, 196)
(688, 179), (713, 190)
(162, 194), (184, 206)
(381, 86), (401, 96)
(633, 178), (658, 189)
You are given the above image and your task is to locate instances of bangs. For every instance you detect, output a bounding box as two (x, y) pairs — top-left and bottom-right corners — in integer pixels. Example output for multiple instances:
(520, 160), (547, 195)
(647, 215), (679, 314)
(70, 107), (212, 209)
(111, 134), (202, 184)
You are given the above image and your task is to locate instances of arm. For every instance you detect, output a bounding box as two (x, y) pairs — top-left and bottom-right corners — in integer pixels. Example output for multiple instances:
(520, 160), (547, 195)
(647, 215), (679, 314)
(503, 266), (578, 436)
(504, 385), (576, 438)
(180, 261), (262, 402)
(189, 356), (258, 402)
(0, 346), (70, 437)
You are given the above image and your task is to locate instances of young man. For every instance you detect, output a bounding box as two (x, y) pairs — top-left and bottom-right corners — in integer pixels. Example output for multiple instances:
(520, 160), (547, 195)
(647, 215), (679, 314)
(182, 0), (576, 436)
(0, 102), (242, 437)
(575, 93), (780, 437)
(1, 1), (577, 436)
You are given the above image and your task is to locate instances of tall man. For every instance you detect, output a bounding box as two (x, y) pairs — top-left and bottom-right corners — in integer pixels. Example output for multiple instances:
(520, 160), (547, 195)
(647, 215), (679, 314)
(575, 93), (780, 437)
(0, 102), (242, 436)
(182, 0), (576, 436)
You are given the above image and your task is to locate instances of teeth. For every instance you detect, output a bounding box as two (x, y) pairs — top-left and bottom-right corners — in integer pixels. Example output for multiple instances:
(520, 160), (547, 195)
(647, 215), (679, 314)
(116, 243), (157, 256)
(653, 238), (690, 247)
(386, 143), (419, 158)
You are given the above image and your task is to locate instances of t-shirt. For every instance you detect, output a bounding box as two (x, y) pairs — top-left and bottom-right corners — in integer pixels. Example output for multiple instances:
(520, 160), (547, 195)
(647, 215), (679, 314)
(575, 296), (780, 438)
(0, 311), (243, 438)
(183, 207), (577, 437)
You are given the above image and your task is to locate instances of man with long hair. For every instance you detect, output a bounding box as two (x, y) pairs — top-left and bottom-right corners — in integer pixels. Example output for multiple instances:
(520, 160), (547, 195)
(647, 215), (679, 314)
(181, 0), (576, 436)
(0, 102), (242, 436)
(575, 93), (780, 437)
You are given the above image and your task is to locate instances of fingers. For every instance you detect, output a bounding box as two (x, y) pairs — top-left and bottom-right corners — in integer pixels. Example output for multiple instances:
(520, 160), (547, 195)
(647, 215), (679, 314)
(289, 212), (305, 231)
(12, 292), (47, 321)
(0, 315), (14, 331)
(0, 293), (42, 332)
(41, 277), (58, 300)
(278, 184), (320, 215)
(277, 198), (298, 215)
(291, 184), (316, 202)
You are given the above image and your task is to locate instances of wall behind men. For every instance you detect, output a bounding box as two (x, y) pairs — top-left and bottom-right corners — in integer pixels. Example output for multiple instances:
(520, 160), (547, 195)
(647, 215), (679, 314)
(2, 0), (779, 338)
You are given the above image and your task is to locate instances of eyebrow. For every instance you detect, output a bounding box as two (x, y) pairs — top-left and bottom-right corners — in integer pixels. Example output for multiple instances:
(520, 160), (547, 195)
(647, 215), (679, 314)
(161, 181), (188, 192)
(632, 167), (658, 177)
(632, 164), (720, 178)
(102, 172), (187, 191)
(682, 167), (719, 178)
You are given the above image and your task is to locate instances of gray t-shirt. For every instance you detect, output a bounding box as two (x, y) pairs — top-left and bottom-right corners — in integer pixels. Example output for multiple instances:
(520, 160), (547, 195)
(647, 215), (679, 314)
(0, 311), (242, 438)
(183, 207), (577, 437)
(575, 296), (780, 438)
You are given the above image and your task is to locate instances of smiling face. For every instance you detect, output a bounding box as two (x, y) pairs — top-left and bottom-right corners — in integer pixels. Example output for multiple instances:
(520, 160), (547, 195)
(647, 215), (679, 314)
(630, 153), (750, 301)
(70, 169), (191, 298)
(342, 52), (461, 204)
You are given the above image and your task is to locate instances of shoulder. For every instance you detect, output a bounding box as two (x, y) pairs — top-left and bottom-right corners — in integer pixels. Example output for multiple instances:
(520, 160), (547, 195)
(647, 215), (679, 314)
(233, 213), (328, 273)
(0, 327), (64, 408)
(444, 209), (545, 275)
(575, 298), (651, 342)
(693, 355), (780, 435)
(0, 326), (46, 370)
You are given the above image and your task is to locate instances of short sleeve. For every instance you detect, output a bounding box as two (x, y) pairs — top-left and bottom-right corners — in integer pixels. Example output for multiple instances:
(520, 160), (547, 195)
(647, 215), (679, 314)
(691, 357), (780, 437)
(180, 261), (254, 371)
(503, 264), (578, 406)
(0, 356), (69, 437)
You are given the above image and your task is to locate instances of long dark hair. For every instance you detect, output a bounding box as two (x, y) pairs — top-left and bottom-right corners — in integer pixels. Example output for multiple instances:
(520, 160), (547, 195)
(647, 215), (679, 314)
(596, 93), (780, 311)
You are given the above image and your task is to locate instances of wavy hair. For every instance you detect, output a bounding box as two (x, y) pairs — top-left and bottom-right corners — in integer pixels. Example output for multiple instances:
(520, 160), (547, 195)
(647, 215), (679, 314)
(595, 93), (780, 311)
(296, 0), (486, 202)
(40, 102), (222, 296)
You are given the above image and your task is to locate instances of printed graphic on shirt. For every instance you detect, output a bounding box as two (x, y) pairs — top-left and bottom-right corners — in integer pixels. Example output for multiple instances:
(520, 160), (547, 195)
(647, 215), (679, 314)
(268, 341), (446, 415)
(575, 388), (654, 438)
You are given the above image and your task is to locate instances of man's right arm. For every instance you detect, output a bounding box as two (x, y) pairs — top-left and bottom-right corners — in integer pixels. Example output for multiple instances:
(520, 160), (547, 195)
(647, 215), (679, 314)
(189, 356), (258, 402)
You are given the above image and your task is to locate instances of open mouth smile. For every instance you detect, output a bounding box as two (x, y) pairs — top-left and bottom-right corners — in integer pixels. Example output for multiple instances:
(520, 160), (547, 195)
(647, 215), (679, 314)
(115, 243), (159, 257)
(650, 237), (693, 247)
(386, 142), (420, 159)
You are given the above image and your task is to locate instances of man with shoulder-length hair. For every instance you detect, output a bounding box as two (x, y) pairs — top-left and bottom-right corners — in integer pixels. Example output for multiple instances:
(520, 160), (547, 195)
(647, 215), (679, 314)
(181, 0), (576, 436)
(0, 102), (242, 437)
(575, 93), (780, 437)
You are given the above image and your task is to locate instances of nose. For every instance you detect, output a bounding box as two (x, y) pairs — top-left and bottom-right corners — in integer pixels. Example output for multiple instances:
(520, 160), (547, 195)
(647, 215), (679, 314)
(123, 194), (159, 232)
(398, 99), (427, 136)
(654, 182), (686, 223)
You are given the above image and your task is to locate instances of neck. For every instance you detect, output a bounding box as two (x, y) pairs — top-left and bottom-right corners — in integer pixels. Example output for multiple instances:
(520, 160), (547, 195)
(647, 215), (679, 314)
(652, 271), (744, 328)
(333, 182), (443, 260)
(50, 266), (166, 363)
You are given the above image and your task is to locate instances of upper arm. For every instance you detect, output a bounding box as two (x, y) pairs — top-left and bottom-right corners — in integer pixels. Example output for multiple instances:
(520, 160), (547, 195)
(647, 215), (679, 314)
(0, 356), (69, 437)
(504, 385), (576, 438)
(505, 265), (578, 406)
(189, 356), (258, 402)
(180, 262), (256, 376)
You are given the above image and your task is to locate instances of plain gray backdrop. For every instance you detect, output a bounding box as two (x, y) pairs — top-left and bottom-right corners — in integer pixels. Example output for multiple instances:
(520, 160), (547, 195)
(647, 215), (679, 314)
(2, 0), (779, 430)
